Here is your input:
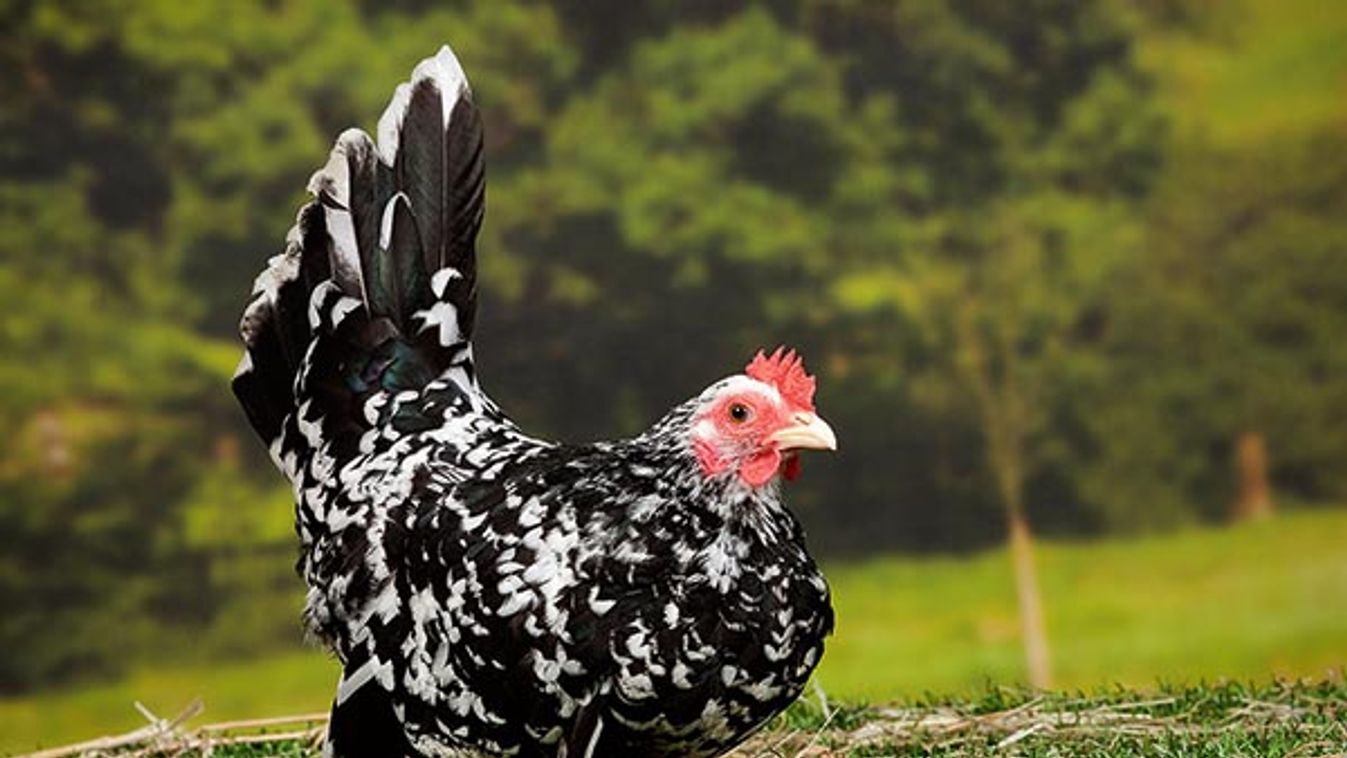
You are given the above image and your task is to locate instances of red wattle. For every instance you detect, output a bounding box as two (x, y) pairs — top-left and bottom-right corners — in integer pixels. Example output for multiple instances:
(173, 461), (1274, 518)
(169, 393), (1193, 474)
(782, 454), (801, 481)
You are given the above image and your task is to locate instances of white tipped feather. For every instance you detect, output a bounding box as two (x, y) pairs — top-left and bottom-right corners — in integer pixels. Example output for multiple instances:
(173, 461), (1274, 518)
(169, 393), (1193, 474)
(431, 267), (464, 299)
(336, 657), (387, 706)
(379, 192), (410, 250)
(376, 45), (472, 166)
(377, 82), (412, 166)
(415, 45), (471, 123)
(308, 134), (365, 303)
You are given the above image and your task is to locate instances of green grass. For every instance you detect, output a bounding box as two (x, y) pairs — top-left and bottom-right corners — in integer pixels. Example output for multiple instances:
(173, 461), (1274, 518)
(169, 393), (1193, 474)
(816, 509), (1347, 700)
(758, 680), (1347, 757)
(15, 680), (1347, 757)
(0, 653), (334, 756)
(3, 510), (1345, 755)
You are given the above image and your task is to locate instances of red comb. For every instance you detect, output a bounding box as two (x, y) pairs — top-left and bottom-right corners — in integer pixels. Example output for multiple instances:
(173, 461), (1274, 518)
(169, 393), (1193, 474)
(745, 347), (816, 412)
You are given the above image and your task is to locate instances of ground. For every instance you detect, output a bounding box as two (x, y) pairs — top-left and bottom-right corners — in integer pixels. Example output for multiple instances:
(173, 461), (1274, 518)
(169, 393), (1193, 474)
(17, 680), (1347, 757)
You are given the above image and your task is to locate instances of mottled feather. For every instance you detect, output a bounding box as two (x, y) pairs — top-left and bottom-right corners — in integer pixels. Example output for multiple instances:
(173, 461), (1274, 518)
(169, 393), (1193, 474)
(233, 45), (832, 758)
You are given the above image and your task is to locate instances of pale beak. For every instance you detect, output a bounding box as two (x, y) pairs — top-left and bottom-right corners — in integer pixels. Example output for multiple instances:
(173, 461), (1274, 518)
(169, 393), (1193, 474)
(770, 412), (838, 452)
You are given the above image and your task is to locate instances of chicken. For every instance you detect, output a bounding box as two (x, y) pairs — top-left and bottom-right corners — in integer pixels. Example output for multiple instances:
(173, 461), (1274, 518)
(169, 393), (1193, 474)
(232, 45), (836, 758)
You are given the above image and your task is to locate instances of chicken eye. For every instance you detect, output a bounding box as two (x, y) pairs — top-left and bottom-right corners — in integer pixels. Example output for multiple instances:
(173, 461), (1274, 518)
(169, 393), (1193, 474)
(728, 403), (751, 423)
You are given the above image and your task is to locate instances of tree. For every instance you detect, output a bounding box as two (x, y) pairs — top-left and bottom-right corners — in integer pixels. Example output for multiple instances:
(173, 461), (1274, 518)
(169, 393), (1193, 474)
(480, 8), (875, 444)
(812, 0), (1164, 685)
(0, 2), (237, 688)
(1087, 133), (1347, 527)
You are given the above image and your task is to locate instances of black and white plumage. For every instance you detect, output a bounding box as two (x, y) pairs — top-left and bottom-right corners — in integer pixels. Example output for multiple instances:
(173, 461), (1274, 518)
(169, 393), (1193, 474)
(233, 45), (837, 758)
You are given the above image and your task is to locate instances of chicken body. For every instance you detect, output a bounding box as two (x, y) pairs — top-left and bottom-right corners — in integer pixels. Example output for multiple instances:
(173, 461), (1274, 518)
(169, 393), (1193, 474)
(234, 46), (833, 758)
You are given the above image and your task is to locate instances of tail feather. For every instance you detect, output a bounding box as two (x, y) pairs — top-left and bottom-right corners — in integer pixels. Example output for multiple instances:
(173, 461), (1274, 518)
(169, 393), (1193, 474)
(326, 656), (415, 758)
(233, 202), (329, 446)
(371, 192), (430, 331)
(378, 46), (484, 281)
(233, 45), (486, 474)
(384, 48), (484, 342)
(309, 129), (379, 307)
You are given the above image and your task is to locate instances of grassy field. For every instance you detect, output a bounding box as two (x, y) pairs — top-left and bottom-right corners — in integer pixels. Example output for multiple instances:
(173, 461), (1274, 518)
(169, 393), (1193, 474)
(819, 509), (1347, 700)
(3, 509), (1345, 755)
(13, 680), (1347, 757)
(757, 680), (1347, 757)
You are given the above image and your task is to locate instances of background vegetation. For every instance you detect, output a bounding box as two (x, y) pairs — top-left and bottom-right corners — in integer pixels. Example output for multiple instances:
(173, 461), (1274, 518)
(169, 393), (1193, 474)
(1, 0), (1344, 749)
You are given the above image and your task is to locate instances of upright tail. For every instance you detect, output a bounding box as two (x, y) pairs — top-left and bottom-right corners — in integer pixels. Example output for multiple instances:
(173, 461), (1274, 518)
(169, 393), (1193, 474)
(233, 46), (486, 474)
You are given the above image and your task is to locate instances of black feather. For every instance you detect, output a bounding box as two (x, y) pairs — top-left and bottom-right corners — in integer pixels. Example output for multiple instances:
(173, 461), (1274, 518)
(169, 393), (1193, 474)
(398, 79), (446, 274)
(443, 96), (485, 280)
(328, 678), (414, 758)
(341, 131), (382, 278)
(232, 201), (325, 448)
(362, 192), (417, 327)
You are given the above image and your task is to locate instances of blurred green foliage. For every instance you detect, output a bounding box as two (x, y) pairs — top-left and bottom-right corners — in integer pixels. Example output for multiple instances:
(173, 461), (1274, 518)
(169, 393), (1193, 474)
(1, 0), (1344, 692)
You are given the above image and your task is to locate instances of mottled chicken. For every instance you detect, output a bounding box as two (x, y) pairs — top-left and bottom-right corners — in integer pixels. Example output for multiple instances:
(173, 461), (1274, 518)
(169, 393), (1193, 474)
(233, 45), (836, 758)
